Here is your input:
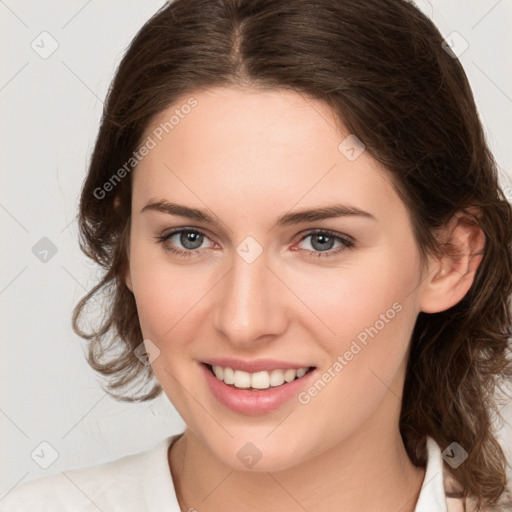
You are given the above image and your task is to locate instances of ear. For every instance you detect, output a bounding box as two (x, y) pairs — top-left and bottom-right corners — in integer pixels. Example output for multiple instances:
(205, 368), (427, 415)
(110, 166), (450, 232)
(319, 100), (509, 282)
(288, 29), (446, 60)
(117, 198), (133, 294)
(125, 265), (133, 293)
(123, 241), (133, 293)
(419, 210), (485, 314)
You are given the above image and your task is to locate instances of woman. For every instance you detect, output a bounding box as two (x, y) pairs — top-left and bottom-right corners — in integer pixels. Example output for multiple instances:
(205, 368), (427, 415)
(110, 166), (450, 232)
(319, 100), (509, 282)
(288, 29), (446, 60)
(1, 0), (511, 510)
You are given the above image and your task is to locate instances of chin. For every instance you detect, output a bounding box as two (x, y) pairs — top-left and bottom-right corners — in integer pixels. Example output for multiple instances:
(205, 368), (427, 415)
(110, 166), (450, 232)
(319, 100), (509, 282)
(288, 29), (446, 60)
(204, 431), (316, 473)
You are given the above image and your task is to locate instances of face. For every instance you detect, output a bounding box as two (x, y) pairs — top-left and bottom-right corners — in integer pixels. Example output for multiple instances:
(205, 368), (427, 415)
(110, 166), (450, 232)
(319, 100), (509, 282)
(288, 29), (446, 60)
(125, 86), (426, 471)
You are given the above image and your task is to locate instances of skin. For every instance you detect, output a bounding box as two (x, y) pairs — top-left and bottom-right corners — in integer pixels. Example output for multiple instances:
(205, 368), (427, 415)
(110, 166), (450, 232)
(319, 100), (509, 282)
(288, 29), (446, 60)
(124, 86), (485, 512)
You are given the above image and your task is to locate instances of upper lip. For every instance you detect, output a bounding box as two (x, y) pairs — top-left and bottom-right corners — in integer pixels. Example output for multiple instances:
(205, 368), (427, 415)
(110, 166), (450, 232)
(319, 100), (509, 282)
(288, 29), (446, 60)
(201, 358), (314, 373)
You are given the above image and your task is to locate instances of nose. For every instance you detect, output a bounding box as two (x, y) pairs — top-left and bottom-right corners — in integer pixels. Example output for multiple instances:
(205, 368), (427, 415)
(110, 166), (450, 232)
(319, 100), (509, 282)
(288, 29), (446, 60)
(213, 248), (288, 348)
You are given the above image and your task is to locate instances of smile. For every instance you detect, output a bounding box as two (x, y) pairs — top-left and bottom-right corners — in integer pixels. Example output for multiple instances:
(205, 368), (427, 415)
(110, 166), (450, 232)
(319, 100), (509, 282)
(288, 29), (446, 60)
(200, 361), (318, 415)
(208, 364), (313, 390)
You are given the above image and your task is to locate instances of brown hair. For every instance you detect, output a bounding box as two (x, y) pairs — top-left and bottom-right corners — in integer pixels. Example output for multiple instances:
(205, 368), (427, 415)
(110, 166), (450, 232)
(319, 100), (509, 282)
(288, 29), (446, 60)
(72, 0), (512, 509)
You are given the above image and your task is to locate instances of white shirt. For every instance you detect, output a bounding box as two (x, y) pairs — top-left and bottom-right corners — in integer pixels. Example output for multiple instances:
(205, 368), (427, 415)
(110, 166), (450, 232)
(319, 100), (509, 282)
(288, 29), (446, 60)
(0, 435), (466, 511)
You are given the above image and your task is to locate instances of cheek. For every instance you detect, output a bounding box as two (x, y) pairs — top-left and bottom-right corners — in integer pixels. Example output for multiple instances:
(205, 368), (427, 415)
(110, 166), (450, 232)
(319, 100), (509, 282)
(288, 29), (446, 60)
(128, 242), (218, 346)
(290, 284), (417, 457)
(288, 242), (420, 407)
(133, 269), (200, 341)
(300, 243), (420, 417)
(287, 242), (420, 352)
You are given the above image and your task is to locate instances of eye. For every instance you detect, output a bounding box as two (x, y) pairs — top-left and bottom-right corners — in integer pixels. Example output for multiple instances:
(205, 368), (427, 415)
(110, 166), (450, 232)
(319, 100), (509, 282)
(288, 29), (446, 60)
(156, 227), (355, 260)
(156, 228), (215, 257)
(295, 229), (354, 259)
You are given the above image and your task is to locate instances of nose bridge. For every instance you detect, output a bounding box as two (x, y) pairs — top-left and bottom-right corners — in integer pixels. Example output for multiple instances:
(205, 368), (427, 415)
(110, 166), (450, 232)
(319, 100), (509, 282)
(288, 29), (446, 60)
(214, 248), (284, 345)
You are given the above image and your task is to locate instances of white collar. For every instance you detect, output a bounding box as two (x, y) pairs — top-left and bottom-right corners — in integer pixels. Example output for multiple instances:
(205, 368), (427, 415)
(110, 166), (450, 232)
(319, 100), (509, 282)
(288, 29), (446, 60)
(414, 436), (466, 512)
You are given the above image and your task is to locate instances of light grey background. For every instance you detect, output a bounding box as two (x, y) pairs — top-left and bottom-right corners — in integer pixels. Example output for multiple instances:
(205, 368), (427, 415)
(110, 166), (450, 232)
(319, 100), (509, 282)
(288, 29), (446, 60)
(1, 0), (511, 495)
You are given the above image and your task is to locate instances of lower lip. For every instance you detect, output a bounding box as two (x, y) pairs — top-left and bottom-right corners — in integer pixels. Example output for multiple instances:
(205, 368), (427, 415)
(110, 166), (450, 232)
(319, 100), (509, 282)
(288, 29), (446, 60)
(200, 363), (317, 415)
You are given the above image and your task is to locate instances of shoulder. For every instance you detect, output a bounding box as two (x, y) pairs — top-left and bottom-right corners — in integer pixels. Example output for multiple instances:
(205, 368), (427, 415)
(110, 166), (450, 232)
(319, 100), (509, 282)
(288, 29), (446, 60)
(0, 435), (181, 512)
(0, 470), (96, 512)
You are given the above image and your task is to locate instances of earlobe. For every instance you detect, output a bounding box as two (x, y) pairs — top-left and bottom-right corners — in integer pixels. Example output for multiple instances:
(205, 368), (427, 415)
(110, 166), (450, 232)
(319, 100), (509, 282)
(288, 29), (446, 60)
(123, 251), (133, 293)
(419, 212), (485, 314)
(120, 214), (133, 293)
(125, 269), (133, 293)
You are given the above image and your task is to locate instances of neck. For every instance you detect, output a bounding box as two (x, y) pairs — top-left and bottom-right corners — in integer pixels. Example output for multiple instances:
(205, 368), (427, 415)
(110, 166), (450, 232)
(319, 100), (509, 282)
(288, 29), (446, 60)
(169, 394), (425, 512)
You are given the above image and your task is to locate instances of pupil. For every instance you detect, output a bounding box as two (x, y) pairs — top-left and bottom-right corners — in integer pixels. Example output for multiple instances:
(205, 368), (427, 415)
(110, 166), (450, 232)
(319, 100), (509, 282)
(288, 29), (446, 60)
(182, 232), (202, 249)
(313, 234), (333, 251)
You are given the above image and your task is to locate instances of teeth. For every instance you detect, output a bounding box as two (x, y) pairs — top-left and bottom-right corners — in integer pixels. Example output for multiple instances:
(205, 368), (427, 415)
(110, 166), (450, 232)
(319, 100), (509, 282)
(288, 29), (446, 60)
(233, 370), (251, 388)
(251, 371), (270, 389)
(211, 365), (310, 390)
(284, 369), (296, 382)
(269, 369), (285, 387)
(213, 365), (224, 380)
(223, 367), (235, 385)
(296, 367), (307, 378)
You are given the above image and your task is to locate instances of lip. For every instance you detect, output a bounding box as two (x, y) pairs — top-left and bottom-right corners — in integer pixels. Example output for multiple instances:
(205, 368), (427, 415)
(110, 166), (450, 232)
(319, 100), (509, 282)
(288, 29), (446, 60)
(202, 357), (313, 373)
(200, 362), (317, 415)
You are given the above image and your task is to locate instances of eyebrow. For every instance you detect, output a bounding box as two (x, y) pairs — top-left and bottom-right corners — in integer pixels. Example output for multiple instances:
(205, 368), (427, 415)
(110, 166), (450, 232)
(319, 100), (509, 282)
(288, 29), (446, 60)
(140, 200), (377, 227)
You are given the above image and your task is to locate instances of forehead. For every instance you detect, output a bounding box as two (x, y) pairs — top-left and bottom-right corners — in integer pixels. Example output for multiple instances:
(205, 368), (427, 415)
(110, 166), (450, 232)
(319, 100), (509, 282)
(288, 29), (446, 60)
(132, 86), (401, 225)
(143, 86), (343, 161)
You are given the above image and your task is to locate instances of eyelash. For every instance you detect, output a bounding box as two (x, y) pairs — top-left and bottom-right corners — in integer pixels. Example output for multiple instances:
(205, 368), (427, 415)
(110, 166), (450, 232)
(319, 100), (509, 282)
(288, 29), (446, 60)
(156, 228), (355, 259)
